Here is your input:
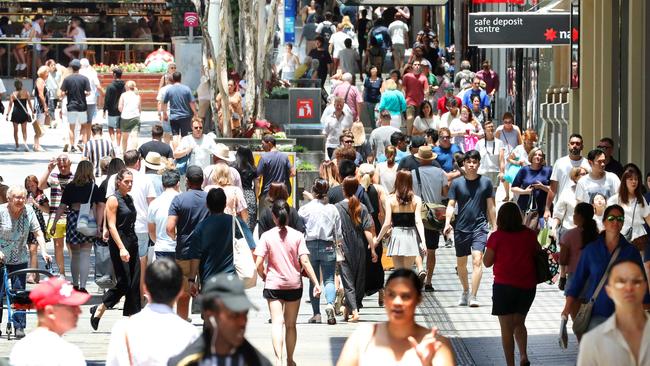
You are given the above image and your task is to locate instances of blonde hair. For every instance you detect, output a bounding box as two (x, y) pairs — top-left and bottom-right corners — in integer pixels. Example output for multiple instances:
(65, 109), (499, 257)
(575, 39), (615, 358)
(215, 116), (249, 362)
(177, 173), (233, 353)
(211, 163), (232, 186)
(358, 163), (375, 189)
(384, 79), (397, 90)
(125, 80), (138, 93)
(527, 147), (546, 166)
(37, 66), (49, 78)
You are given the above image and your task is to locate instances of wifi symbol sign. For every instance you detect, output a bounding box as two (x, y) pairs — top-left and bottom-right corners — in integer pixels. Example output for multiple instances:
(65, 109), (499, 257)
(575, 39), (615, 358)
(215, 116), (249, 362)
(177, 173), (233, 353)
(184, 12), (199, 27)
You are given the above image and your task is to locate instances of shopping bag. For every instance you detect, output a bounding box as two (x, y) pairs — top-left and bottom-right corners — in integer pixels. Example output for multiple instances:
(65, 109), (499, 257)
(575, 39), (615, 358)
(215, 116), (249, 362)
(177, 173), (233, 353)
(504, 164), (521, 184)
(77, 185), (98, 237)
(232, 216), (257, 288)
(94, 242), (116, 289)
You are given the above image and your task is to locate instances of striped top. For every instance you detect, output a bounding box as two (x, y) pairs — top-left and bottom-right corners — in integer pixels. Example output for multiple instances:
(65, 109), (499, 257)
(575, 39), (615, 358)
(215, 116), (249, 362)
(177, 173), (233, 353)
(47, 172), (73, 215)
(83, 138), (115, 177)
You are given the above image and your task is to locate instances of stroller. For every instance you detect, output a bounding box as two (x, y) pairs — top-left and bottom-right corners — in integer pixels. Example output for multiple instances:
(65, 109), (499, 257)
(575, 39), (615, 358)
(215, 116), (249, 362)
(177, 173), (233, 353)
(0, 262), (53, 340)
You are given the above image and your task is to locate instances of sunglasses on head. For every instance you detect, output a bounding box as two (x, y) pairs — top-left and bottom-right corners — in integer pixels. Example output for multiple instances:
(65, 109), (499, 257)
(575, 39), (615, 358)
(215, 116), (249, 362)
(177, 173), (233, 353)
(606, 215), (625, 223)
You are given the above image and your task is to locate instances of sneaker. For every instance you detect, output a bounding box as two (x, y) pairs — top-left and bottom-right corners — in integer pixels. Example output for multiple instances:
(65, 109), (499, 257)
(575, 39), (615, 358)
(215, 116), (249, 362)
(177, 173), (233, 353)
(469, 295), (480, 307)
(23, 144), (30, 152)
(418, 271), (426, 285)
(15, 328), (25, 339)
(424, 284), (435, 292)
(308, 314), (321, 324)
(15, 64), (21, 71)
(445, 237), (453, 248)
(20, 64), (27, 71)
(458, 291), (469, 306)
(325, 304), (336, 325)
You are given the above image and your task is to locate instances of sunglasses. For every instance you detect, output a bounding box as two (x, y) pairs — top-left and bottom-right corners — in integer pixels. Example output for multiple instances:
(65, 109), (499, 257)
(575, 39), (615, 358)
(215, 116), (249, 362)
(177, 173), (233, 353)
(606, 215), (625, 223)
(343, 140), (353, 144)
(193, 126), (203, 130)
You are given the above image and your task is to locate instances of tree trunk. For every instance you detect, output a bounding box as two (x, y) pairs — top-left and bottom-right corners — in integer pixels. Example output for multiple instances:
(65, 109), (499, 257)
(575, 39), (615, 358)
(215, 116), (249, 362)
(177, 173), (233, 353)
(256, 0), (281, 119)
(242, 0), (258, 123)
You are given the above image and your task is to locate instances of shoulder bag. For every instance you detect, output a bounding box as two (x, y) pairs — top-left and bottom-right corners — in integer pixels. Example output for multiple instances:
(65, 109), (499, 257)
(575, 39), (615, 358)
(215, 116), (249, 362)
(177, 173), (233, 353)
(523, 193), (540, 231)
(623, 200), (637, 241)
(572, 246), (621, 338)
(414, 167), (447, 232)
(534, 245), (553, 284)
(77, 184), (98, 237)
(15, 94), (43, 139)
(232, 216), (257, 289)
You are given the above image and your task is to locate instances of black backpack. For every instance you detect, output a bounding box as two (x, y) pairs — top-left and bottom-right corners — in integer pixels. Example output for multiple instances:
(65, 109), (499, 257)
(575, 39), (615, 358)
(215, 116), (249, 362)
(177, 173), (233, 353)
(320, 21), (334, 42)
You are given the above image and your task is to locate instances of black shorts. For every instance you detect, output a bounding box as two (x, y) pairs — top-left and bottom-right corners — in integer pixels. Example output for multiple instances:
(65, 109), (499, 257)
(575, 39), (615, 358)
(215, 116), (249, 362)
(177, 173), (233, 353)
(170, 116), (193, 137)
(263, 288), (303, 302)
(424, 229), (440, 250)
(491, 284), (536, 316)
(454, 230), (488, 257)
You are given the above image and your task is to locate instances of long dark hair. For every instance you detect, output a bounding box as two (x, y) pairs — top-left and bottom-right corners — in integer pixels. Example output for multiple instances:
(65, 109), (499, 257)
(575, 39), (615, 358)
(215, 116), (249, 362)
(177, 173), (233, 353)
(235, 146), (255, 173)
(496, 202), (524, 232)
(106, 158), (126, 177)
(394, 171), (414, 205)
(574, 202), (599, 248)
(271, 199), (290, 238)
(342, 176), (361, 226)
(619, 163), (645, 206)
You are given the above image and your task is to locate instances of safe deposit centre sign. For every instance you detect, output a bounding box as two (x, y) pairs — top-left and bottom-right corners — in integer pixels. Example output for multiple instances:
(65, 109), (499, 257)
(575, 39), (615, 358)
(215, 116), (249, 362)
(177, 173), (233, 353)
(468, 12), (572, 47)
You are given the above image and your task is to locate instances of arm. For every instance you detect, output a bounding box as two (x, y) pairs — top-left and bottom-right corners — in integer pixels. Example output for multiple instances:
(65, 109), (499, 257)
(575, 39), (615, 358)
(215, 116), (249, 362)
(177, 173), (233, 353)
(443, 199), (456, 236)
(148, 222), (157, 243)
(483, 247), (495, 267)
(414, 197), (426, 251)
(559, 243), (570, 266)
(544, 180), (558, 219)
(166, 215), (178, 240)
(300, 254), (322, 296)
(255, 255), (266, 281)
(94, 202), (105, 238)
(374, 196), (392, 243)
(33, 230), (51, 263)
(486, 197), (496, 229)
(105, 197), (130, 262)
(118, 94), (124, 113)
(190, 101), (197, 116)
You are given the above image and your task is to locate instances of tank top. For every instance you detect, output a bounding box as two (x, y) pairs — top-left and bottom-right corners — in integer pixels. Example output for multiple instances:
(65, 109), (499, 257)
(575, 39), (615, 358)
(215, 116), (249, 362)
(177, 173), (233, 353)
(365, 185), (381, 231)
(120, 91), (141, 119)
(391, 212), (415, 227)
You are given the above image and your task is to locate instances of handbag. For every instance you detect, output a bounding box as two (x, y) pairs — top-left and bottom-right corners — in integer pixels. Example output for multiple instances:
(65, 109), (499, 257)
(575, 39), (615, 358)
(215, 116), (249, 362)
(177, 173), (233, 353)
(504, 163), (521, 184)
(77, 185), (98, 237)
(623, 201), (637, 241)
(534, 246), (553, 284)
(232, 216), (257, 289)
(414, 167), (447, 232)
(523, 194), (540, 231)
(572, 246), (621, 338)
(335, 243), (345, 262)
(94, 242), (116, 289)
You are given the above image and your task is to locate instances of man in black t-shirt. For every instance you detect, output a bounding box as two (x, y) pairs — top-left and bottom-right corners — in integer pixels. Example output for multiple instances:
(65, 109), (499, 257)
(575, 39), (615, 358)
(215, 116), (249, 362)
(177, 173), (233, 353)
(138, 124), (173, 160)
(308, 36), (333, 87)
(60, 59), (90, 153)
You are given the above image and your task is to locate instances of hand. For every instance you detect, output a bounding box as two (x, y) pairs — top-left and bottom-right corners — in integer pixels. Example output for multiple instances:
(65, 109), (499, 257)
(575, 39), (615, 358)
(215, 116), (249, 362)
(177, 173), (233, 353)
(49, 225), (56, 237)
(48, 158), (57, 171)
(543, 208), (552, 220)
(102, 229), (110, 242)
(443, 223), (453, 236)
(26, 196), (35, 205)
(497, 173), (504, 181)
(519, 161), (526, 167)
(408, 327), (444, 366)
(96, 227), (103, 238)
(371, 250), (378, 263)
(312, 284), (322, 298)
(41, 252), (52, 264)
(561, 307), (569, 319)
(119, 247), (130, 263)
(0, 251), (5, 263)
(189, 281), (199, 297)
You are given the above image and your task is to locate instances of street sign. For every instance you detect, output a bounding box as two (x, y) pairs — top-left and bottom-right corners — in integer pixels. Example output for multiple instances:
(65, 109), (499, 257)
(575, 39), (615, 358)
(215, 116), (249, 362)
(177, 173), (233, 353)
(296, 99), (314, 119)
(468, 12), (571, 47)
(183, 12), (199, 27)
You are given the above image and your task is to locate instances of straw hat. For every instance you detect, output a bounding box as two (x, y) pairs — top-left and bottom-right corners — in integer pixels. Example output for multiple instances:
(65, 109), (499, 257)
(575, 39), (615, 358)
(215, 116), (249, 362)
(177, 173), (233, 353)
(351, 121), (366, 147)
(214, 143), (234, 162)
(143, 152), (165, 170)
(415, 145), (437, 162)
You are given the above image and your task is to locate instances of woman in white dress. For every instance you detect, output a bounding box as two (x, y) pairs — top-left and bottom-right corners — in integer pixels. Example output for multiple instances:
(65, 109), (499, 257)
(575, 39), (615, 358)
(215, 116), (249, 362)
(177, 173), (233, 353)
(607, 163), (650, 252)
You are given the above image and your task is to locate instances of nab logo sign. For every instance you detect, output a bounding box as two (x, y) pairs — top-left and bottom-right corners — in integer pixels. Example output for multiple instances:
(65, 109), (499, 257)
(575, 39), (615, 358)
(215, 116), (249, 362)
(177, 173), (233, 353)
(184, 12), (199, 27)
(296, 99), (313, 119)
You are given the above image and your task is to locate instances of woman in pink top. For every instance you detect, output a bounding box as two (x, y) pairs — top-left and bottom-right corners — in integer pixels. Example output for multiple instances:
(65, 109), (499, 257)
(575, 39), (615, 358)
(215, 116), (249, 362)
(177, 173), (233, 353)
(254, 199), (321, 366)
(558, 202), (599, 318)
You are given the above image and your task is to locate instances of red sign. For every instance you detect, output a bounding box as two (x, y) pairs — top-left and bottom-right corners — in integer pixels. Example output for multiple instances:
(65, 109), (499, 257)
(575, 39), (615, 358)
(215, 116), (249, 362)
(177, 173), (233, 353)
(184, 12), (199, 27)
(296, 99), (313, 119)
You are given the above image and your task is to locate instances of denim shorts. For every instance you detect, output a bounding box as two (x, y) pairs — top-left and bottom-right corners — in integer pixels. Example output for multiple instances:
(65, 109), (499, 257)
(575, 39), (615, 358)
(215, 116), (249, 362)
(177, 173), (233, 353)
(86, 104), (97, 123)
(67, 111), (86, 125)
(107, 115), (120, 129)
(136, 232), (150, 258)
(161, 119), (172, 134)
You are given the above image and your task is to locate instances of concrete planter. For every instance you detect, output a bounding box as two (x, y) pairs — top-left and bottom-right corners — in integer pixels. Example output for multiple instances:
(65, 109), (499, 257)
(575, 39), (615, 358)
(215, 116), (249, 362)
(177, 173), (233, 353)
(264, 99), (289, 126)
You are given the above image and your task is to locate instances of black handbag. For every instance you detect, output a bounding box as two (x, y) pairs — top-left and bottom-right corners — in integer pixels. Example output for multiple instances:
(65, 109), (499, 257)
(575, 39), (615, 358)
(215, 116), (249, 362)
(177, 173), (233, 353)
(534, 246), (553, 284)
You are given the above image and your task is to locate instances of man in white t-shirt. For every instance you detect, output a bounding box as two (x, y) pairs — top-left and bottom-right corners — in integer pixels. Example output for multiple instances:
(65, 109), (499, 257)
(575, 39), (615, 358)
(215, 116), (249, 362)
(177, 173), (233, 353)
(10, 277), (90, 366)
(544, 133), (592, 219)
(175, 119), (220, 168)
(148, 170), (180, 259)
(79, 58), (104, 150)
(106, 150), (157, 298)
(476, 120), (505, 189)
(388, 13), (409, 71)
(329, 24), (350, 71)
(575, 148), (621, 203)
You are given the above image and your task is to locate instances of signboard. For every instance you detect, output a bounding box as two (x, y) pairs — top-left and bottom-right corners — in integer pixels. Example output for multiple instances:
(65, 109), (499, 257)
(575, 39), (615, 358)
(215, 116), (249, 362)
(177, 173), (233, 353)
(284, 0), (296, 43)
(296, 99), (314, 119)
(570, 4), (580, 89)
(468, 12), (571, 47)
(289, 88), (321, 124)
(183, 12), (199, 27)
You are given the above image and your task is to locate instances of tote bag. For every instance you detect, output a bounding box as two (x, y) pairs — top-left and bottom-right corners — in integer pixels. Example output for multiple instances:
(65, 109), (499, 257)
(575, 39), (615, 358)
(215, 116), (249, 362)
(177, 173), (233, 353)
(232, 216), (257, 288)
(77, 185), (98, 237)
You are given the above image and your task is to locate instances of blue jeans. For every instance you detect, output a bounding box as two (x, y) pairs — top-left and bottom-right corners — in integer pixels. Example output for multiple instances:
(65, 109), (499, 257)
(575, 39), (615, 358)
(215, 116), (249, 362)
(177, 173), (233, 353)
(0, 262), (28, 329)
(307, 240), (336, 315)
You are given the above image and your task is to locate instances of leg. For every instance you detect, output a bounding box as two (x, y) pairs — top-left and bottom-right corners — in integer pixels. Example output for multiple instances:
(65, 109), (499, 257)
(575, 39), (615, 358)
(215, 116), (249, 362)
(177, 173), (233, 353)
(68, 123), (76, 151)
(321, 259), (337, 306)
(456, 255), (469, 292)
(136, 232), (150, 303)
(414, 254), (424, 273)
(53, 238), (66, 277)
(283, 299), (301, 365)
(27, 242), (38, 283)
(498, 314), (516, 366)
(268, 299), (286, 366)
(391, 256), (404, 269)
(8, 263), (28, 331)
(425, 249), (436, 285)
(108, 127), (115, 143)
(70, 245), (80, 287)
(78, 242), (92, 290)
(513, 313), (529, 364)
(471, 250), (484, 296)
(339, 260), (358, 312)
(12, 123), (19, 148)
(121, 129), (129, 154)
(20, 123), (28, 145)
(123, 240), (142, 316)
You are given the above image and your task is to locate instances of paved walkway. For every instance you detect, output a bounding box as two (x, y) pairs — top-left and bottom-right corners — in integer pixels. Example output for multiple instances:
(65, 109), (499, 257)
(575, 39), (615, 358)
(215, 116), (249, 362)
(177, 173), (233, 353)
(0, 113), (579, 365)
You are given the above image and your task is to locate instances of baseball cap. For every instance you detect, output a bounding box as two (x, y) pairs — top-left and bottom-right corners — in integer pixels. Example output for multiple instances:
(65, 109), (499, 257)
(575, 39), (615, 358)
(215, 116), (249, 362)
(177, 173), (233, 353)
(201, 273), (257, 312)
(79, 58), (90, 68)
(185, 165), (204, 180)
(69, 59), (81, 69)
(410, 135), (426, 149)
(30, 277), (91, 309)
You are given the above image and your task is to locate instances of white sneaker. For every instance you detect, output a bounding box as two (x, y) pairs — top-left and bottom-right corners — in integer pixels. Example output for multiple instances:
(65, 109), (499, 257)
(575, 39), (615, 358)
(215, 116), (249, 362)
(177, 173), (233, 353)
(469, 295), (480, 307)
(458, 291), (469, 306)
(15, 64), (21, 71)
(23, 144), (30, 152)
(20, 63), (27, 70)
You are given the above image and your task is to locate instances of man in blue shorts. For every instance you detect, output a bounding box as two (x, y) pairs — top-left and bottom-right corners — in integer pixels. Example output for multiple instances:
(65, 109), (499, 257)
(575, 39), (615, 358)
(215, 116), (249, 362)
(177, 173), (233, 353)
(444, 150), (496, 307)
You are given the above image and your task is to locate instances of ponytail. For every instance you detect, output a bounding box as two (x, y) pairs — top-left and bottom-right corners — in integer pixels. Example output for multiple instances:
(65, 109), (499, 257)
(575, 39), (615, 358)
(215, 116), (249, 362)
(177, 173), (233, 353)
(342, 177), (362, 226)
(271, 199), (290, 235)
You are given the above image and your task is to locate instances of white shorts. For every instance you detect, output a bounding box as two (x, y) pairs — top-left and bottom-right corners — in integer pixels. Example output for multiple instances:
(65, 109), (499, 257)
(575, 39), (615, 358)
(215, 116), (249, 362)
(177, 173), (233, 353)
(67, 111), (86, 125)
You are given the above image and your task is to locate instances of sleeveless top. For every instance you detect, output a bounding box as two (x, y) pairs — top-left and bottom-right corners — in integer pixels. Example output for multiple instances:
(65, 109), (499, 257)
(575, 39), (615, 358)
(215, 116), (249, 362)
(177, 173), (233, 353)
(391, 212), (415, 227)
(365, 185), (381, 231)
(11, 93), (30, 123)
(33, 82), (48, 114)
(111, 191), (137, 243)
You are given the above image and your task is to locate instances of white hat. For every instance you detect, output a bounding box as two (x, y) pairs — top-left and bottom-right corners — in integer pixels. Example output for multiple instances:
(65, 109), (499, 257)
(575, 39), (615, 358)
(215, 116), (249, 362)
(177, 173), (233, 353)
(143, 152), (165, 171)
(80, 58), (90, 68)
(214, 143), (234, 162)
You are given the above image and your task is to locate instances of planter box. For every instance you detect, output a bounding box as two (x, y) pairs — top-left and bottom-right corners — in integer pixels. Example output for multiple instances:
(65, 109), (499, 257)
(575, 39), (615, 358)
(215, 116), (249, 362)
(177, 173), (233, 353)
(296, 151), (325, 169)
(264, 99), (289, 126)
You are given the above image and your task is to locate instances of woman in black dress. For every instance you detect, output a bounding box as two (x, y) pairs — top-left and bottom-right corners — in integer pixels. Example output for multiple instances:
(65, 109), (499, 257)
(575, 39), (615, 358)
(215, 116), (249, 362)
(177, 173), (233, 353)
(235, 146), (258, 229)
(90, 169), (141, 330)
(4, 79), (33, 151)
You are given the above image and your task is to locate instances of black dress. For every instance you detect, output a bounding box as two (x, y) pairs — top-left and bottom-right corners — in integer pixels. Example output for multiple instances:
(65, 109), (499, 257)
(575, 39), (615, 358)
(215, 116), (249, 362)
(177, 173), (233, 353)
(102, 191), (141, 316)
(10, 95), (30, 124)
(364, 185), (384, 296)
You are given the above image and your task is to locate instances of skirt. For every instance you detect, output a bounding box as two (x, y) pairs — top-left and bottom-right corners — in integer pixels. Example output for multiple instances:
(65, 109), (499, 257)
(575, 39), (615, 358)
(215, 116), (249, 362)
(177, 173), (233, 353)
(66, 210), (95, 245)
(243, 188), (257, 229)
(387, 226), (420, 257)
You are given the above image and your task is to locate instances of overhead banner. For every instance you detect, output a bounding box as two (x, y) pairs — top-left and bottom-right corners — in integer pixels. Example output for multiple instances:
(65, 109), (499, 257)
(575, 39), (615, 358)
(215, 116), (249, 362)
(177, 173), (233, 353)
(468, 12), (571, 47)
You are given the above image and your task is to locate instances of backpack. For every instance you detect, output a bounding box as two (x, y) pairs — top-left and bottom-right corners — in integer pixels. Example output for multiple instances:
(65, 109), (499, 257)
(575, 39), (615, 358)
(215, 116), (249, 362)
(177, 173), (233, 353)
(320, 21), (334, 42)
